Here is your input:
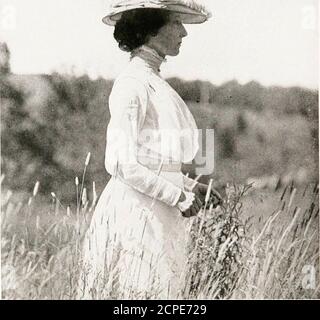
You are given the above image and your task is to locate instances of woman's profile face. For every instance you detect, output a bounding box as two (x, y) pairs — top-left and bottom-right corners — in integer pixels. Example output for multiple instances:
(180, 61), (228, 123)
(147, 13), (188, 57)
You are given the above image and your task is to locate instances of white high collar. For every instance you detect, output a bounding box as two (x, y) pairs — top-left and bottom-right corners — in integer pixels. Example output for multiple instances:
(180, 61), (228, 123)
(130, 45), (167, 73)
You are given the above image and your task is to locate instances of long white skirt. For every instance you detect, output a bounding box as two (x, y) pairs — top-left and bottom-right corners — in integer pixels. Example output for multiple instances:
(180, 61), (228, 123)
(77, 171), (193, 300)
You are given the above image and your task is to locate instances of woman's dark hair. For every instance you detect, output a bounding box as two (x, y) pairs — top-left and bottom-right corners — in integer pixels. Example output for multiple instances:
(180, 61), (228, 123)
(113, 9), (170, 52)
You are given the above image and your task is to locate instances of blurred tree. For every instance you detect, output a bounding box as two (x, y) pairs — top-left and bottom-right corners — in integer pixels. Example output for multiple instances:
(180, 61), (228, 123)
(242, 81), (264, 111)
(0, 42), (11, 75)
(236, 112), (248, 134)
(199, 81), (211, 104)
(219, 127), (237, 159)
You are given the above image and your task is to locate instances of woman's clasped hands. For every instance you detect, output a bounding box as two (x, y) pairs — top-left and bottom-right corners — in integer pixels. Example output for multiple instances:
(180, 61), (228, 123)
(177, 191), (202, 218)
(177, 183), (223, 218)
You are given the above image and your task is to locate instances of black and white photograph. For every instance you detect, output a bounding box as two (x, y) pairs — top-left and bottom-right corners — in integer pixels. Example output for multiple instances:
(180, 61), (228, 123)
(0, 0), (319, 301)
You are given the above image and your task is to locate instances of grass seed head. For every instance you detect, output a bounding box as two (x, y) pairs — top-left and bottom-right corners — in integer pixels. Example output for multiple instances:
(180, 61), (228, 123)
(85, 152), (91, 166)
(33, 181), (40, 197)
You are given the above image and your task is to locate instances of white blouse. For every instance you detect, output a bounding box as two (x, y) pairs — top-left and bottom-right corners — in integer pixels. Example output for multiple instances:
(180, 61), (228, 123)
(104, 45), (200, 208)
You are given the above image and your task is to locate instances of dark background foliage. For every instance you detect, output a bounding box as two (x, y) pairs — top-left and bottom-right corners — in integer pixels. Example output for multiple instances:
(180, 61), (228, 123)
(0, 43), (318, 201)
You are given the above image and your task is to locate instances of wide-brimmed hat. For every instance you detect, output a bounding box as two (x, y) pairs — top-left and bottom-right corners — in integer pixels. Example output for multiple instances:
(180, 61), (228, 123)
(102, 0), (212, 26)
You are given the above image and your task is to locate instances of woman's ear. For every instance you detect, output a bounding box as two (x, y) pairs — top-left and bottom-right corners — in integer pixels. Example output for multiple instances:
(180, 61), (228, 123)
(146, 29), (160, 44)
(145, 34), (159, 51)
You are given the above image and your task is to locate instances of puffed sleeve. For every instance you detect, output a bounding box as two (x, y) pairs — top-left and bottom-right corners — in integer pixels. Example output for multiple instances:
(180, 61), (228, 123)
(183, 174), (199, 192)
(104, 77), (183, 207)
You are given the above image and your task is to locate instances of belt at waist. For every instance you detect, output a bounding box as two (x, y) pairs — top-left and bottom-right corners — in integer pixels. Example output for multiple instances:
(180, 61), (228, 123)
(137, 156), (182, 172)
(145, 162), (182, 172)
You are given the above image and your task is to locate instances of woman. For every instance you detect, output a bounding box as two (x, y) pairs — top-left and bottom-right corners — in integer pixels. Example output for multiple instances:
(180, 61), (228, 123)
(78, 0), (220, 300)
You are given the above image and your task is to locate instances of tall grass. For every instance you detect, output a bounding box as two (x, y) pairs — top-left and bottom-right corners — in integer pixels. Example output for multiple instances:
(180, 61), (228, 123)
(1, 170), (319, 299)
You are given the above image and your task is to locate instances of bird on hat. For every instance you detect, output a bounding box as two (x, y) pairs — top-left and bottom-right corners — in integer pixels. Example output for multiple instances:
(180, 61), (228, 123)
(102, 0), (212, 26)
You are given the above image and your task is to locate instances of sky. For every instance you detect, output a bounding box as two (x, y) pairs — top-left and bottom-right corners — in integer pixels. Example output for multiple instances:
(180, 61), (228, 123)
(0, 0), (318, 89)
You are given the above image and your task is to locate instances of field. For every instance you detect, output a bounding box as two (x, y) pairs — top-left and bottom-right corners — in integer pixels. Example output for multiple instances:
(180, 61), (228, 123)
(1, 65), (319, 300)
(1, 170), (319, 300)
